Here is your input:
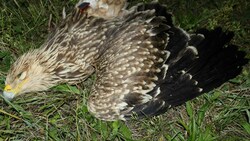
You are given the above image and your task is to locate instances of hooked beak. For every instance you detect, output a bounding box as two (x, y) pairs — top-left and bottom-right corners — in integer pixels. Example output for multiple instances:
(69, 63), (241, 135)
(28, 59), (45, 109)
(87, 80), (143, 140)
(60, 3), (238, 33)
(3, 85), (16, 101)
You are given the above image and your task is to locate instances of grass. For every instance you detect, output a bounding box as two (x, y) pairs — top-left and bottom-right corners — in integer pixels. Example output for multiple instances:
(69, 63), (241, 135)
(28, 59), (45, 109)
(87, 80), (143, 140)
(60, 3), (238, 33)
(0, 0), (249, 140)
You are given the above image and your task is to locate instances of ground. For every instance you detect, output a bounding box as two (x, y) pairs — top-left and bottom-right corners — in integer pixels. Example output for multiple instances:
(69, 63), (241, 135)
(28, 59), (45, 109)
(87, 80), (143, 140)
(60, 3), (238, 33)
(0, 0), (249, 140)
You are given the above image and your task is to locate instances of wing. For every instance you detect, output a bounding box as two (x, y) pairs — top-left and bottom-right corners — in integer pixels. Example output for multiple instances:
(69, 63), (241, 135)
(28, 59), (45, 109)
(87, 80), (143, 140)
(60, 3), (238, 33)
(87, 2), (248, 121)
(87, 2), (174, 120)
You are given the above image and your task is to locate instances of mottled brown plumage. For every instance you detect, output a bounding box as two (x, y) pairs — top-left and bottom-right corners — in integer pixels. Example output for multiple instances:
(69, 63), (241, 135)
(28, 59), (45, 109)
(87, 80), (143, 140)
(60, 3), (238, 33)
(3, 1), (248, 121)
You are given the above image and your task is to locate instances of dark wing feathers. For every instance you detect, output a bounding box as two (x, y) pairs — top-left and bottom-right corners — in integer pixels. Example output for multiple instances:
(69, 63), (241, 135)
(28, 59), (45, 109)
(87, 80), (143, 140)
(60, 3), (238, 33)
(189, 28), (247, 92)
(154, 28), (248, 109)
(135, 2), (173, 26)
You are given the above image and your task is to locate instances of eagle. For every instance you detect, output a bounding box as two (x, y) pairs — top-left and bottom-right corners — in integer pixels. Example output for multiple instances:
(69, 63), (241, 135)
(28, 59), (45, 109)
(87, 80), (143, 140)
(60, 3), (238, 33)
(2, 1), (248, 121)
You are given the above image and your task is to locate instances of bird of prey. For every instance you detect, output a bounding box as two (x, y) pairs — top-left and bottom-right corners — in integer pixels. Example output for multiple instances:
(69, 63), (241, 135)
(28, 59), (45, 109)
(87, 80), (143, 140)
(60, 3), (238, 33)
(2, 1), (248, 121)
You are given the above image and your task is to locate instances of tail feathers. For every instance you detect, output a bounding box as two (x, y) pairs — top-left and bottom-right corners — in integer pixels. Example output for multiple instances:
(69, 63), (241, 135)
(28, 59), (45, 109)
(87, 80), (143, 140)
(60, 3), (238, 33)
(157, 27), (248, 108)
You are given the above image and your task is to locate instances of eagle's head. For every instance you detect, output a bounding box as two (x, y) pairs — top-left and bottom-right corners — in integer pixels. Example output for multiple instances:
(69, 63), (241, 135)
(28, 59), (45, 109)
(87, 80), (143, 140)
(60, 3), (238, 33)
(2, 2), (102, 100)
(3, 50), (58, 100)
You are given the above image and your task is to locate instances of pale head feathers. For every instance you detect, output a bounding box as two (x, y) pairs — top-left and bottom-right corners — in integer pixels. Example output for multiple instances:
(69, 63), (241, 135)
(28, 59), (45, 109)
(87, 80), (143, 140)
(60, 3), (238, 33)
(5, 49), (60, 95)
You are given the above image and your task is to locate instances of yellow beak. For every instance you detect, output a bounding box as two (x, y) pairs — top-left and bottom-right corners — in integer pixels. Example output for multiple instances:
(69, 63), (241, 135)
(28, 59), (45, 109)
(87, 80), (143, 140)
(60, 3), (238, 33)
(4, 85), (12, 92)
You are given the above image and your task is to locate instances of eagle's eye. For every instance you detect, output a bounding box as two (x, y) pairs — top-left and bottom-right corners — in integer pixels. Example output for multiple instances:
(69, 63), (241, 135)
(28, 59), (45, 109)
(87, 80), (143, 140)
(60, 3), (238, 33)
(17, 71), (27, 80)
